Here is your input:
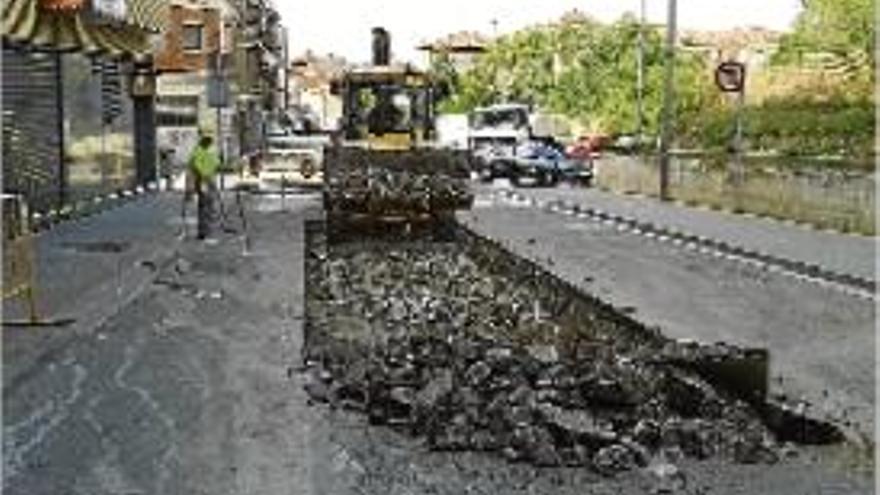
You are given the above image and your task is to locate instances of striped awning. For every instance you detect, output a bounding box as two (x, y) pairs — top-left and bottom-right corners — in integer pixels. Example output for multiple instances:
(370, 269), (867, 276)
(1, 0), (161, 57)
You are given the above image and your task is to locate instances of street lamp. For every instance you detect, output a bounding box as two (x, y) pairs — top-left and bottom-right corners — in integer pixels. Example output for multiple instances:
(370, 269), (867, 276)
(129, 55), (157, 98)
(636, 0), (645, 147)
(207, 50), (231, 186)
(658, 0), (677, 201)
(283, 26), (290, 110)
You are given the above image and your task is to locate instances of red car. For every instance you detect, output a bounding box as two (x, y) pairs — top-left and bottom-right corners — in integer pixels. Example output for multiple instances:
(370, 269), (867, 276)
(566, 133), (611, 160)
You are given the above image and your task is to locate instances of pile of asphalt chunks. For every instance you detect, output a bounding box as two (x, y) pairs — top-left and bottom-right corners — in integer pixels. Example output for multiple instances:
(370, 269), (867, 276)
(328, 169), (472, 214)
(304, 243), (779, 475)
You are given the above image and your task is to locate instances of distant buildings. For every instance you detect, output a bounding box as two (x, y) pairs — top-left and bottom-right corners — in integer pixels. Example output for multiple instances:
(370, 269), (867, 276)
(417, 31), (491, 72)
(287, 51), (348, 130)
(2, 0), (290, 212)
(2, 0), (166, 216)
(679, 27), (783, 70)
(153, 0), (286, 162)
(416, 20), (783, 88)
(154, 1), (227, 136)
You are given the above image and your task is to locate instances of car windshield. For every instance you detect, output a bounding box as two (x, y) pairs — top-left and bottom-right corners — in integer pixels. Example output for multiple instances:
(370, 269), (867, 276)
(471, 108), (529, 130)
(517, 141), (559, 159)
(515, 141), (541, 158)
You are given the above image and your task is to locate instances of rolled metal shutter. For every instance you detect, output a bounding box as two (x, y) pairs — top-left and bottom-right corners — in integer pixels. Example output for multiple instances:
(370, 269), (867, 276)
(100, 59), (123, 126)
(2, 46), (64, 214)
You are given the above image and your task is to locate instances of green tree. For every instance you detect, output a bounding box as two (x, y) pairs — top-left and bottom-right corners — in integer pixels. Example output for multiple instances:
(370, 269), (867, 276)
(775, 0), (875, 76)
(429, 9), (872, 158)
(433, 15), (718, 138)
(429, 51), (459, 107)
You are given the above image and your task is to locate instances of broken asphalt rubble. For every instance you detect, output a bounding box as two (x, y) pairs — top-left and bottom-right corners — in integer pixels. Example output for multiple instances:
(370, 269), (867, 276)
(302, 227), (782, 475)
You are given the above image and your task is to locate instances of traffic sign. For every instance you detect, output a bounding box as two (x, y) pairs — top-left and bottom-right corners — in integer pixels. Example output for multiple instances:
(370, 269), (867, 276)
(715, 61), (746, 93)
(207, 76), (230, 108)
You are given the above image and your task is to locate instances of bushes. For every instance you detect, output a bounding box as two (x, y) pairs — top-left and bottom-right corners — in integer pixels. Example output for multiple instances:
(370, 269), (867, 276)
(686, 96), (875, 159)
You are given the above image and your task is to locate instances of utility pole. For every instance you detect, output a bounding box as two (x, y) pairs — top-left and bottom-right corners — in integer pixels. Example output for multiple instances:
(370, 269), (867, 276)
(283, 27), (290, 110)
(714, 61), (747, 186)
(216, 54), (225, 190)
(636, 0), (645, 147)
(216, 51), (224, 154)
(208, 50), (229, 188)
(552, 27), (561, 87)
(733, 80), (745, 185)
(658, 0), (676, 201)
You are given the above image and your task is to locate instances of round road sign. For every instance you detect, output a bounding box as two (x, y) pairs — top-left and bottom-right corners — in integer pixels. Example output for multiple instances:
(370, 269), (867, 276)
(715, 61), (746, 93)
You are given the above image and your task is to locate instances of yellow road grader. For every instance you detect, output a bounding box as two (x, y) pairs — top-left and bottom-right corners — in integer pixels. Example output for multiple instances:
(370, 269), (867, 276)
(323, 28), (472, 232)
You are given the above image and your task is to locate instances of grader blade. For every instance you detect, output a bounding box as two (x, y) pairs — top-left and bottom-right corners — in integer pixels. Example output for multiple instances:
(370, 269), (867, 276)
(323, 146), (473, 228)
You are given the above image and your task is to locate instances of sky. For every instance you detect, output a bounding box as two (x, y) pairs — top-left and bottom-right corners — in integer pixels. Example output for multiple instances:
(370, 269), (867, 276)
(278, 0), (803, 66)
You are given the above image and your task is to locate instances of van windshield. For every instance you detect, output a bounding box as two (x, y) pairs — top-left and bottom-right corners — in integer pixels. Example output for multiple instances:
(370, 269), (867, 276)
(471, 108), (528, 130)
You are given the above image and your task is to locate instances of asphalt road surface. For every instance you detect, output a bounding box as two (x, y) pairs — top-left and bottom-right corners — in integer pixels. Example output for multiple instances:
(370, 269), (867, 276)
(2, 191), (874, 494)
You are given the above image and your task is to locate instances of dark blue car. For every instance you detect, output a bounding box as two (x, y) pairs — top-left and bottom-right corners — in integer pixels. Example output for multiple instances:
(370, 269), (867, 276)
(508, 140), (594, 187)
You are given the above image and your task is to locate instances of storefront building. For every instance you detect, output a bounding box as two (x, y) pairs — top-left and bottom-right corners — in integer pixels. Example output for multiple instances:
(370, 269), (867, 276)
(2, 0), (166, 223)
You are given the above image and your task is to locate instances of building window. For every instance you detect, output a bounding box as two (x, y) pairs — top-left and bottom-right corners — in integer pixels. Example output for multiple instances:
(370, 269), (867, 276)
(182, 24), (203, 51)
(156, 95), (199, 127)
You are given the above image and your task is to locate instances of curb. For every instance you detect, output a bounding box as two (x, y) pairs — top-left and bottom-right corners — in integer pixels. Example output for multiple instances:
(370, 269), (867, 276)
(493, 189), (877, 301)
(29, 182), (162, 237)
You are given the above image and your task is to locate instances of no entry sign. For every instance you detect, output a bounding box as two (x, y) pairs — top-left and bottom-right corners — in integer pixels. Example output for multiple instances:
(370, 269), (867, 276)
(715, 61), (746, 93)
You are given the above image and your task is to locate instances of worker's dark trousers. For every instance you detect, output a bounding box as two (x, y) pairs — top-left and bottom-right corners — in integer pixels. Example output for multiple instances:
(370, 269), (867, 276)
(195, 177), (216, 239)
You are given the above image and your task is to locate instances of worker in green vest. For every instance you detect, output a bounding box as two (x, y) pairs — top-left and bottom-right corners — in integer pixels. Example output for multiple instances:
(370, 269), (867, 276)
(188, 128), (220, 240)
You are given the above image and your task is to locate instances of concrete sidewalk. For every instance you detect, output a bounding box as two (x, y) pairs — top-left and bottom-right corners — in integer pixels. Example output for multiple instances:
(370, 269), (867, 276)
(481, 184), (876, 282)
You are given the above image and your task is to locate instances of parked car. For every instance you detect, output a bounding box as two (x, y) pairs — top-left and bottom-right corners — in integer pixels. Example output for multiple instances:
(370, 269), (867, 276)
(265, 120), (292, 140)
(566, 133), (611, 160)
(473, 142), (515, 182)
(241, 136), (327, 190)
(556, 154), (595, 187)
(509, 140), (593, 187)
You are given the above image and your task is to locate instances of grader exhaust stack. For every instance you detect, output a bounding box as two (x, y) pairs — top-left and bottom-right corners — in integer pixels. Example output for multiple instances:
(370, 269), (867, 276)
(371, 27), (391, 66)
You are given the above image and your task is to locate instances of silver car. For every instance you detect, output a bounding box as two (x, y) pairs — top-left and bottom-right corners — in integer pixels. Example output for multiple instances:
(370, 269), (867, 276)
(247, 136), (329, 190)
